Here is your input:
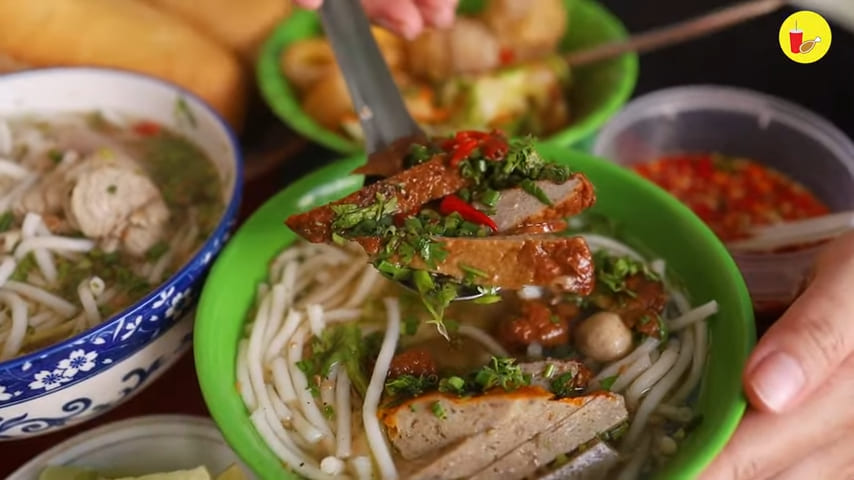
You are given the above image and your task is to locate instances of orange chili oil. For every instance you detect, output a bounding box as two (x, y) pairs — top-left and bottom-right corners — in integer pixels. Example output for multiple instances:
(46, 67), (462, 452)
(633, 153), (830, 241)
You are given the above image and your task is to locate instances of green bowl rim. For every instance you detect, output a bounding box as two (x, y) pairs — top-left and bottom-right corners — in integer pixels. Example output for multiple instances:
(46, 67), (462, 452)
(195, 147), (754, 480)
(255, 0), (639, 154)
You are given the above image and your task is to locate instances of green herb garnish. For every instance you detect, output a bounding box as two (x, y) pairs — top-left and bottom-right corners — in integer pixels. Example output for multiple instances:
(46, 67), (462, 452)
(0, 211), (14, 232)
(550, 370), (585, 398)
(474, 357), (531, 392)
(385, 374), (438, 398)
(297, 324), (371, 397)
(431, 401), (447, 420)
(594, 250), (660, 297)
(48, 149), (63, 164)
(599, 375), (618, 391)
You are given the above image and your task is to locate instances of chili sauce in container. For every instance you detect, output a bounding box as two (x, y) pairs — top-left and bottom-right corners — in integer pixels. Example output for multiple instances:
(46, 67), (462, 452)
(593, 85), (854, 334)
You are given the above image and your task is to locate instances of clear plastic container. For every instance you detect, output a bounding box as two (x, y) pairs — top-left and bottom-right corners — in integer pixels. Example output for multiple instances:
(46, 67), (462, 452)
(592, 85), (854, 320)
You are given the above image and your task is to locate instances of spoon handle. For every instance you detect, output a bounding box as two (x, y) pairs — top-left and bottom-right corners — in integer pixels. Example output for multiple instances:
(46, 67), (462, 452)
(727, 210), (854, 251)
(319, 0), (423, 155)
(566, 0), (789, 67)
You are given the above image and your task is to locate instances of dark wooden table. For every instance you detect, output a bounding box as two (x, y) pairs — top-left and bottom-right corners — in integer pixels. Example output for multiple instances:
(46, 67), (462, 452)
(4, 0), (853, 474)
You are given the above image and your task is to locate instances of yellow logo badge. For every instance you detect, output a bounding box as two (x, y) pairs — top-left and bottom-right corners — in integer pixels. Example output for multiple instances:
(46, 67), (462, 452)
(779, 10), (832, 64)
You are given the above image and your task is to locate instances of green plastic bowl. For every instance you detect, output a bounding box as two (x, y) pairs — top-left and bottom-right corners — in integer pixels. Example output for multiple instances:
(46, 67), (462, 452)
(195, 145), (755, 479)
(256, 0), (638, 154)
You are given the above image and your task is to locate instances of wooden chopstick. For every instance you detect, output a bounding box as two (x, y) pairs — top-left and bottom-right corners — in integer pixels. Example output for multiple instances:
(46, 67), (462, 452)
(566, 0), (791, 67)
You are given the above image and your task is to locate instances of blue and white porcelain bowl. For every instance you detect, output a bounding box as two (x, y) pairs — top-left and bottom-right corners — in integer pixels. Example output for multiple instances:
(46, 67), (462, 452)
(0, 68), (243, 439)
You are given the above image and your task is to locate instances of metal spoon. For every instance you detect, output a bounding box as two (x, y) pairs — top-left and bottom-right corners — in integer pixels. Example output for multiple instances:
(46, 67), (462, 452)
(318, 0), (487, 301)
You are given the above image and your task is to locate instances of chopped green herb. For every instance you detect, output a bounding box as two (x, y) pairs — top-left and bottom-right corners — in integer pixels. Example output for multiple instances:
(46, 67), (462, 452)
(473, 294), (502, 305)
(48, 149), (63, 164)
(11, 253), (36, 282)
(657, 315), (670, 342)
(431, 401), (447, 419)
(459, 264), (487, 279)
(385, 374), (438, 398)
(403, 315), (420, 336)
(474, 357), (530, 392)
(542, 363), (556, 378)
(438, 376), (466, 395)
(599, 375), (618, 391)
(322, 405), (335, 419)
(331, 193), (398, 235)
(106, 184), (117, 194)
(409, 404), (417, 413)
(0, 211), (14, 232)
(550, 370), (585, 398)
(174, 96), (198, 127)
(593, 250), (660, 297)
(298, 324), (372, 397)
(145, 241), (170, 262)
(549, 314), (561, 324)
(520, 179), (553, 206)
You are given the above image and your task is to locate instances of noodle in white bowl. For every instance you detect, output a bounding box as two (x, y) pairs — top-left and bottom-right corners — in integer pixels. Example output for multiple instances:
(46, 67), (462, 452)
(0, 111), (225, 361)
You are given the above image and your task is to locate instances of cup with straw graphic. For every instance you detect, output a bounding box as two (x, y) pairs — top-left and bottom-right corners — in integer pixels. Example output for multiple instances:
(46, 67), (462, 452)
(789, 20), (803, 54)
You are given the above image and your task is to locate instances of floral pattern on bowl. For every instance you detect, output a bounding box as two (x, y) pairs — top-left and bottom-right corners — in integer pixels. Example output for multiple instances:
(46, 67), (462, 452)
(0, 307), (194, 439)
(0, 67), (243, 439)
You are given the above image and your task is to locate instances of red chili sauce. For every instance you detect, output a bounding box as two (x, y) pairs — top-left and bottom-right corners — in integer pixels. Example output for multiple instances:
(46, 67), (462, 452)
(632, 153), (830, 242)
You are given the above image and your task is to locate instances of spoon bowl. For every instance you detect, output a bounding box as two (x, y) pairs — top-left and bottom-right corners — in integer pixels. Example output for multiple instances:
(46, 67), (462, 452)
(318, 0), (493, 302)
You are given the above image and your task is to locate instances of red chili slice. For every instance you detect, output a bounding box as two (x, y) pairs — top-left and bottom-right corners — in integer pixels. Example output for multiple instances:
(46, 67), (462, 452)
(438, 195), (498, 231)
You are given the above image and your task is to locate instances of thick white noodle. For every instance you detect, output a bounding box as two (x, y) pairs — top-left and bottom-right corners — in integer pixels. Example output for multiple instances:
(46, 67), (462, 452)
(324, 309), (362, 323)
(0, 120), (12, 156)
(0, 256), (16, 286)
(300, 261), (363, 308)
(625, 332), (695, 447)
(267, 383), (323, 446)
(458, 324), (509, 357)
(670, 320), (709, 404)
(596, 337), (660, 382)
(350, 457), (373, 480)
(655, 404), (694, 423)
(4, 280), (77, 317)
(344, 267), (381, 308)
(14, 235), (95, 259)
(236, 339), (257, 410)
(266, 311), (302, 363)
(0, 174), (37, 212)
(617, 433), (651, 480)
(77, 278), (101, 327)
(363, 298), (401, 480)
(249, 410), (333, 480)
(0, 291), (28, 360)
(148, 250), (174, 284)
(335, 370), (352, 459)
(320, 457), (346, 476)
(29, 310), (56, 328)
(307, 304), (326, 337)
(288, 327), (334, 438)
(608, 354), (652, 393)
(668, 300), (718, 331)
(263, 284), (288, 349)
(625, 340), (680, 409)
(320, 368), (338, 431)
(89, 276), (106, 297)
(271, 355), (298, 404)
(582, 234), (644, 260)
(246, 295), (276, 422)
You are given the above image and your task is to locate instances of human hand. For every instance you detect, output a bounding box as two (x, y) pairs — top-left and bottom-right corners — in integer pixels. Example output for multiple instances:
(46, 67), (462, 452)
(294, 0), (458, 39)
(699, 232), (854, 479)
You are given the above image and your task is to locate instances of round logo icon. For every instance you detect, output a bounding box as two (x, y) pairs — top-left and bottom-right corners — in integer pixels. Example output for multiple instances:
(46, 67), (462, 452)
(779, 10), (832, 64)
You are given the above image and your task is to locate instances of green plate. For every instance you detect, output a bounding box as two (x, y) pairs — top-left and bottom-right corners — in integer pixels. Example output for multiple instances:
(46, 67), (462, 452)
(256, 0), (639, 154)
(195, 145), (755, 480)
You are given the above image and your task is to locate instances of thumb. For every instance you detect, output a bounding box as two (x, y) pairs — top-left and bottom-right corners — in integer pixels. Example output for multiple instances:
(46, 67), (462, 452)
(743, 232), (854, 413)
(294, 0), (324, 9)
